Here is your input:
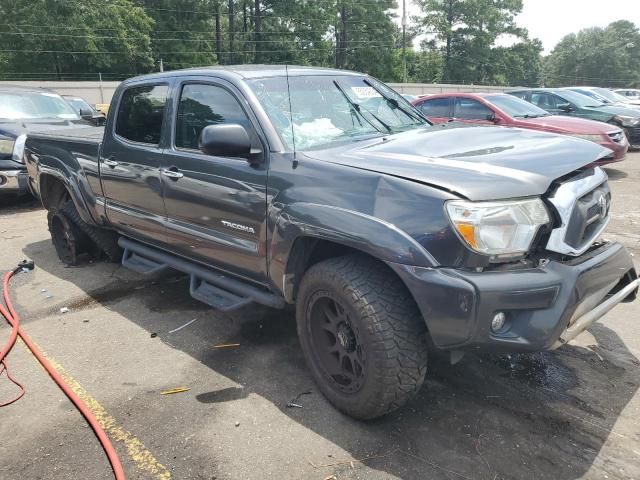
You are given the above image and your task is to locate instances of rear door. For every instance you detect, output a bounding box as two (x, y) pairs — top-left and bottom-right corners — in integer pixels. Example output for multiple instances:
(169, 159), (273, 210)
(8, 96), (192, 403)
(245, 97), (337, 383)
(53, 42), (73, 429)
(414, 97), (452, 123)
(452, 97), (495, 124)
(100, 82), (170, 244)
(160, 78), (270, 283)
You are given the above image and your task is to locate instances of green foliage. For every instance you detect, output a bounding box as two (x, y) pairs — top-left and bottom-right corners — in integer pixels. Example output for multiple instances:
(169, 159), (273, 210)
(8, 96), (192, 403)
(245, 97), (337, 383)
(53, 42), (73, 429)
(545, 20), (640, 88)
(0, 0), (155, 79)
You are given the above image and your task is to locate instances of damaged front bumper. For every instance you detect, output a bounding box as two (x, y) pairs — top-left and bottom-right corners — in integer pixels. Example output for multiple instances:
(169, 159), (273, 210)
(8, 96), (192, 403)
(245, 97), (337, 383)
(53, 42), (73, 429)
(389, 241), (638, 352)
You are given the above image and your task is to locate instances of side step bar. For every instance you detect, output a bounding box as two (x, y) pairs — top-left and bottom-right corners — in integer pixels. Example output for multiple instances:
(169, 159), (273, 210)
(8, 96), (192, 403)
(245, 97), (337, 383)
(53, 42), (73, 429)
(118, 237), (285, 311)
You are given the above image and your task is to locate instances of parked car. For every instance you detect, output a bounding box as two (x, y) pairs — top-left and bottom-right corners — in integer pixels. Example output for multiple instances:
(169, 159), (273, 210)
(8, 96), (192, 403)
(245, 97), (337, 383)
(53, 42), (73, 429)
(509, 88), (640, 149)
(564, 87), (640, 108)
(402, 93), (419, 102)
(24, 66), (638, 419)
(412, 93), (628, 164)
(614, 88), (640, 102)
(63, 95), (106, 126)
(94, 103), (110, 115)
(0, 86), (94, 199)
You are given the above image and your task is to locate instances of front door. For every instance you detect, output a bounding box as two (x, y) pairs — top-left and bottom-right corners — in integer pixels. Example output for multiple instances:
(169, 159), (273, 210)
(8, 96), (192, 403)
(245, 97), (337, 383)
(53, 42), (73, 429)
(160, 79), (270, 283)
(100, 83), (170, 244)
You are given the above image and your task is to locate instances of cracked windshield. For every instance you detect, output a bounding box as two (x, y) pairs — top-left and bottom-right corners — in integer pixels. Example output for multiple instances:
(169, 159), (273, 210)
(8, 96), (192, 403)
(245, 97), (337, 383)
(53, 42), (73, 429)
(248, 75), (428, 150)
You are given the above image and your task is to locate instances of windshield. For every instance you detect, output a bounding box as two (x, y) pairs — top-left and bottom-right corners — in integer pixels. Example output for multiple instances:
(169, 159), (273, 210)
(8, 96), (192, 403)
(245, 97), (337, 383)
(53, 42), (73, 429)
(247, 75), (428, 150)
(555, 89), (605, 108)
(485, 94), (550, 118)
(570, 88), (611, 104)
(0, 92), (80, 120)
(594, 88), (630, 103)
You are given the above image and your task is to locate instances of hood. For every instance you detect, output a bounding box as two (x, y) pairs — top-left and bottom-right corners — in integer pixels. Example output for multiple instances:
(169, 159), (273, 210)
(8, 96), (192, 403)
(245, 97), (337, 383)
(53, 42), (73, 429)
(305, 125), (611, 201)
(519, 115), (619, 134)
(0, 119), (94, 139)
(587, 104), (640, 118)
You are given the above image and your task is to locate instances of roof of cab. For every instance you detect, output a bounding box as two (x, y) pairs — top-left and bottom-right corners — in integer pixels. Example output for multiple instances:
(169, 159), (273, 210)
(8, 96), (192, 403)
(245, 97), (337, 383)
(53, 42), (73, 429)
(122, 65), (364, 84)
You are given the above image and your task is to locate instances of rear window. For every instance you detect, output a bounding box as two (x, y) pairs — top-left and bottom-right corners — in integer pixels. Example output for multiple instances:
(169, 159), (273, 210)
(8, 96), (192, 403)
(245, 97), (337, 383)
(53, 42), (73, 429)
(115, 85), (168, 145)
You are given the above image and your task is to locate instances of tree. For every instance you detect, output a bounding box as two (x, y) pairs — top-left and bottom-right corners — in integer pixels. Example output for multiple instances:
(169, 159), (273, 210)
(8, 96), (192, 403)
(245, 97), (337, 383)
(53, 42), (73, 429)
(0, 0), (155, 80)
(416, 0), (529, 84)
(545, 21), (640, 87)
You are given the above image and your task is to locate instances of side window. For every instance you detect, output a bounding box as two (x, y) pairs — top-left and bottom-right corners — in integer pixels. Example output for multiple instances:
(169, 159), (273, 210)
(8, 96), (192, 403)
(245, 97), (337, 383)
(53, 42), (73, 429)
(115, 85), (168, 145)
(531, 92), (557, 110)
(417, 98), (450, 117)
(453, 98), (493, 120)
(175, 83), (256, 150)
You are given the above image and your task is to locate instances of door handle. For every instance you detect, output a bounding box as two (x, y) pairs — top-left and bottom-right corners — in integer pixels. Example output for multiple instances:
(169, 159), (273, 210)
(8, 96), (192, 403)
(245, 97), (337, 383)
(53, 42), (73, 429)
(103, 159), (119, 168)
(160, 167), (184, 179)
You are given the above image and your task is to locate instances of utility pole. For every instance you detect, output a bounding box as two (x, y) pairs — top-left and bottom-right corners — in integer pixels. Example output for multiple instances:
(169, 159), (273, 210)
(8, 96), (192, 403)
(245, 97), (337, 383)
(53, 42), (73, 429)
(402, 0), (407, 83)
(159, 58), (164, 72)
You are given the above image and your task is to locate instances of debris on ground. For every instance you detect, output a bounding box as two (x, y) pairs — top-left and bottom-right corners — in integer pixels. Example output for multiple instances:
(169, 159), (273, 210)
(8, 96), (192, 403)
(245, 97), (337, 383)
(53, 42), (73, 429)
(211, 343), (241, 349)
(323, 475), (337, 480)
(59, 307), (69, 314)
(235, 421), (240, 427)
(168, 318), (197, 334)
(150, 332), (158, 338)
(286, 389), (312, 408)
(160, 387), (190, 395)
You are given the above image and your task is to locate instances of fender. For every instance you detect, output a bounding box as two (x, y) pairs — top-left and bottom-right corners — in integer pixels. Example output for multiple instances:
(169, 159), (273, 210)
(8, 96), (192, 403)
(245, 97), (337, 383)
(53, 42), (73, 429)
(269, 202), (438, 299)
(26, 136), (105, 226)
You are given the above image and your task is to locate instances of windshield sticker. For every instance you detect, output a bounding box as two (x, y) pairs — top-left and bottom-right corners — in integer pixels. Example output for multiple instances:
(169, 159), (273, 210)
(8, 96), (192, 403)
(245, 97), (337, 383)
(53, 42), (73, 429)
(351, 87), (382, 99)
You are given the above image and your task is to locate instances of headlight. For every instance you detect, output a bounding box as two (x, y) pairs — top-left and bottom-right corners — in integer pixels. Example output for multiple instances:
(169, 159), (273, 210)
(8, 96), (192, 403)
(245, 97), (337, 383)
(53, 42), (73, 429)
(0, 137), (14, 155)
(614, 115), (640, 127)
(570, 133), (604, 143)
(0, 135), (26, 163)
(446, 198), (550, 260)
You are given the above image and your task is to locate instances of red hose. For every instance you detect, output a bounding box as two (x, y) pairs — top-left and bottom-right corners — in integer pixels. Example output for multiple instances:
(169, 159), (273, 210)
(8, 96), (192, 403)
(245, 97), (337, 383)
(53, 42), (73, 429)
(0, 268), (126, 480)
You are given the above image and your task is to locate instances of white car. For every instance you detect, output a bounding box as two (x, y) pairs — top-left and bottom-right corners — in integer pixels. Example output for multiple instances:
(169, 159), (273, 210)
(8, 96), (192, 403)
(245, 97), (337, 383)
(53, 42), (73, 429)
(615, 88), (640, 103)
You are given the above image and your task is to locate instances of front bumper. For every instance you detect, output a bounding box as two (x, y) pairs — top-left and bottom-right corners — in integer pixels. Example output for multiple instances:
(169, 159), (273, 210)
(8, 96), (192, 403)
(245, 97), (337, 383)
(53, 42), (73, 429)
(595, 139), (628, 164)
(389, 241), (637, 352)
(0, 169), (30, 196)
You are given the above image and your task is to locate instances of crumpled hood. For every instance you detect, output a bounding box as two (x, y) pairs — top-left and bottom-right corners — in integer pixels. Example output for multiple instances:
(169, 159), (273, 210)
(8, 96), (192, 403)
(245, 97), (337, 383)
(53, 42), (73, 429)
(306, 125), (611, 201)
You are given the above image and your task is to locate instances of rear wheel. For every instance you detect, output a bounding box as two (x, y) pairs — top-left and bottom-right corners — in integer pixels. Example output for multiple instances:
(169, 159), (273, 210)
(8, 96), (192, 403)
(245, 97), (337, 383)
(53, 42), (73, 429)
(296, 255), (428, 419)
(47, 207), (91, 266)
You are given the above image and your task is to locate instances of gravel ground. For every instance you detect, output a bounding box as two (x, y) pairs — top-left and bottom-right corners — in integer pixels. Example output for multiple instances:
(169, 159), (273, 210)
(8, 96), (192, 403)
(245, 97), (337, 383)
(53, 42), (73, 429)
(0, 154), (639, 480)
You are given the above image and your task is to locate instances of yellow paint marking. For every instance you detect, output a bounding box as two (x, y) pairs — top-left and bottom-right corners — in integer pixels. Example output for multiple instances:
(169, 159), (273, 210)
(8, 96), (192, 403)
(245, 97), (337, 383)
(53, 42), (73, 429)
(42, 352), (172, 479)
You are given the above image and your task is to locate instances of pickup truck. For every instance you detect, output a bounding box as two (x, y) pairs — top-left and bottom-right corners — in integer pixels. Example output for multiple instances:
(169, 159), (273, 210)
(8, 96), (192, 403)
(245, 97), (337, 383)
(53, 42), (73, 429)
(24, 66), (639, 419)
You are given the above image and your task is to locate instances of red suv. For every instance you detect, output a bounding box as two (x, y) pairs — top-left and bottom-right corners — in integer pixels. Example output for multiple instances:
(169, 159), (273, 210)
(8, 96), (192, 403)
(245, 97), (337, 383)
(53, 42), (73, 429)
(413, 93), (628, 164)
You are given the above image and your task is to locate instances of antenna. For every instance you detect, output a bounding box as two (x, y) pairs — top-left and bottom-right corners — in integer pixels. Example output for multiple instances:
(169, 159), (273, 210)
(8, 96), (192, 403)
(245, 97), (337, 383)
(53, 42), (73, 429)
(284, 64), (297, 166)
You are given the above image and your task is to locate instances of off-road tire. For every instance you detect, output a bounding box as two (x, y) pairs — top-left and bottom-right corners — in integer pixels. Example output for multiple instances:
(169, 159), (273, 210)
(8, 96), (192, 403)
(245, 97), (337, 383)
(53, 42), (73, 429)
(47, 206), (91, 266)
(60, 201), (122, 262)
(296, 255), (428, 419)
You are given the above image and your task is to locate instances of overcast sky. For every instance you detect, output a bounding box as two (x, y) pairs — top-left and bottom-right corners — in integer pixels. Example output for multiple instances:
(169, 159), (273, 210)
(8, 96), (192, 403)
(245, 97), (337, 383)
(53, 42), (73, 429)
(403, 0), (640, 54)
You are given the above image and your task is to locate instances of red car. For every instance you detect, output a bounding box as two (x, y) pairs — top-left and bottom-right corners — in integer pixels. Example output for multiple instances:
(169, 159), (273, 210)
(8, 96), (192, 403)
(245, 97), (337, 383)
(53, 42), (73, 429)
(413, 93), (628, 164)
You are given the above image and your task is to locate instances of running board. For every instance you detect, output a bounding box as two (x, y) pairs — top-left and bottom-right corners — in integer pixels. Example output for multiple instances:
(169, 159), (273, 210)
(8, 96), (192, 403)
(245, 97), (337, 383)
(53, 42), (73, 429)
(118, 237), (285, 311)
(121, 248), (169, 275)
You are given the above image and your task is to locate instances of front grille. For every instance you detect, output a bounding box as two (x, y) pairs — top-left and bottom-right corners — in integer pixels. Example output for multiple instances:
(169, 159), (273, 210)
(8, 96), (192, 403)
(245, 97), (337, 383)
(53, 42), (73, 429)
(545, 167), (611, 256)
(564, 183), (610, 249)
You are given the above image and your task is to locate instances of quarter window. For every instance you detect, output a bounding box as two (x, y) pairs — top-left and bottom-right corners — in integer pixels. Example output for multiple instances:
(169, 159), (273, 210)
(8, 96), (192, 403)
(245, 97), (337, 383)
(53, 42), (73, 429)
(175, 84), (255, 150)
(115, 85), (168, 145)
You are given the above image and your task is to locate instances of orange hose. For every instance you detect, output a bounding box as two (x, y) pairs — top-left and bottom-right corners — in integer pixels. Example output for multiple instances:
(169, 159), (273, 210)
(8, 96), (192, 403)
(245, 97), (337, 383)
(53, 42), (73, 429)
(0, 269), (126, 480)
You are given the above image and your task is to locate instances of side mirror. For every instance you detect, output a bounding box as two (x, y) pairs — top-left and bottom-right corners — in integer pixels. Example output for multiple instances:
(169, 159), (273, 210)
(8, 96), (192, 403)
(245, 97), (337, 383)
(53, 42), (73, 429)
(199, 124), (252, 158)
(79, 107), (94, 119)
(558, 103), (575, 112)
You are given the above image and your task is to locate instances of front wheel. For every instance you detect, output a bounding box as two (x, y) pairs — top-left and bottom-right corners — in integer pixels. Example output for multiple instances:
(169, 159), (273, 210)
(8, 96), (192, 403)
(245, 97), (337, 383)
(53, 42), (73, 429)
(296, 255), (428, 419)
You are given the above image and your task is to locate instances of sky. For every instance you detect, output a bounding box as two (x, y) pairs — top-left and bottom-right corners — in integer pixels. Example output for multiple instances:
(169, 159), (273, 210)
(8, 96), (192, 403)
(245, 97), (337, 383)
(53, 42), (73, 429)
(402, 0), (640, 54)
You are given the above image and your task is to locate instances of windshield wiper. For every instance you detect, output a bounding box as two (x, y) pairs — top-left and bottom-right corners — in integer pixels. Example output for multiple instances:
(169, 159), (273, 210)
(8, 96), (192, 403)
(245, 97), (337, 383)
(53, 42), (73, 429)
(333, 80), (392, 133)
(362, 79), (429, 123)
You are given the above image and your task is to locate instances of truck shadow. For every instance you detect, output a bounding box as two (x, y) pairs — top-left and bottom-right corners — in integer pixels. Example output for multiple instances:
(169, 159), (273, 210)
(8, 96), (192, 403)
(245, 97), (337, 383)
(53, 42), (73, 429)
(23, 240), (640, 480)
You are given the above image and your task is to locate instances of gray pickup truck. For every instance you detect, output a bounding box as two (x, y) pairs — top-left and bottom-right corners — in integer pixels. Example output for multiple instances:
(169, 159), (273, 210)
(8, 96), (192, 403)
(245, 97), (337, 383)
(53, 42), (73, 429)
(24, 66), (639, 419)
